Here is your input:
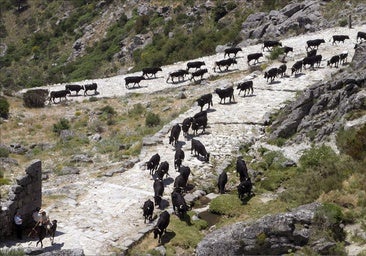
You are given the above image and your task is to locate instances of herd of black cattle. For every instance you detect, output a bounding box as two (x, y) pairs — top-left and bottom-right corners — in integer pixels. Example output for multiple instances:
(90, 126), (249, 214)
(46, 30), (365, 243)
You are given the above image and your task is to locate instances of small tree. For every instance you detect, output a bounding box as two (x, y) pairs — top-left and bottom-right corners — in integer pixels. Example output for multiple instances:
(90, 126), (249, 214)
(23, 89), (49, 108)
(145, 112), (160, 127)
(53, 118), (70, 134)
(0, 96), (9, 119)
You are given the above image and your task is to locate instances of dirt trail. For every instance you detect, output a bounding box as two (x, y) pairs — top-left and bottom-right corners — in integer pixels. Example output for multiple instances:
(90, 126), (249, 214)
(8, 25), (365, 254)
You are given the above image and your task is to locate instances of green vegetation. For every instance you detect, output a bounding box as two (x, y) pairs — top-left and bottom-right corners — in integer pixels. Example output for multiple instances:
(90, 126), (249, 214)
(0, 248), (25, 256)
(0, 97), (10, 119)
(145, 112), (161, 127)
(53, 118), (71, 134)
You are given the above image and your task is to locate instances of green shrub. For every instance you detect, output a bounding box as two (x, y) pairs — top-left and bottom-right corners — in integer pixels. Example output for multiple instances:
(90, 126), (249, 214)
(0, 147), (9, 158)
(336, 125), (366, 161)
(53, 118), (70, 134)
(209, 194), (243, 217)
(0, 96), (9, 119)
(268, 46), (284, 60)
(128, 103), (145, 118)
(338, 18), (348, 27)
(314, 203), (346, 241)
(145, 112), (160, 127)
(100, 105), (116, 115)
(23, 89), (49, 108)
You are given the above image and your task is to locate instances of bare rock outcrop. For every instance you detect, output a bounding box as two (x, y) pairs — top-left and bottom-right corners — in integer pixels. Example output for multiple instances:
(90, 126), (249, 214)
(196, 203), (344, 256)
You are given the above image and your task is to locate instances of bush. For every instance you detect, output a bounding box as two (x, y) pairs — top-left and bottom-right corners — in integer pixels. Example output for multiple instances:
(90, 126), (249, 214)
(0, 96), (9, 119)
(268, 46), (284, 60)
(336, 125), (366, 161)
(338, 18), (348, 27)
(23, 89), (49, 108)
(0, 146), (9, 157)
(145, 112), (160, 127)
(53, 118), (70, 134)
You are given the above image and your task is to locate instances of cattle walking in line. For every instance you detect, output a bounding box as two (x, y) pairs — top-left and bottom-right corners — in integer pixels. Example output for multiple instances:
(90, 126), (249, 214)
(339, 52), (348, 65)
(153, 210), (170, 244)
(327, 55), (340, 68)
(155, 161), (170, 180)
(182, 117), (193, 137)
(125, 76), (145, 88)
(169, 124), (181, 146)
(291, 60), (303, 76)
(174, 174), (188, 191)
(237, 81), (254, 96)
(247, 53), (263, 65)
(262, 40), (282, 51)
(49, 90), (71, 104)
(153, 178), (164, 208)
(357, 31), (366, 42)
(191, 138), (210, 162)
(224, 47), (242, 58)
(84, 83), (98, 96)
(142, 199), (154, 223)
(191, 114), (208, 135)
(236, 157), (249, 182)
(197, 93), (213, 112)
(307, 49), (317, 57)
(65, 84), (84, 95)
(142, 67), (162, 78)
(171, 190), (188, 219)
(166, 69), (189, 83)
(264, 68), (279, 83)
(217, 171), (228, 194)
(174, 148), (185, 170)
(213, 58), (237, 72)
(146, 153), (160, 175)
(215, 86), (235, 104)
(280, 46), (293, 56)
(237, 177), (253, 201)
(331, 35), (350, 45)
(186, 61), (206, 71)
(179, 165), (191, 184)
(302, 56), (317, 70)
(277, 64), (287, 77)
(306, 39), (325, 51)
(190, 68), (208, 82)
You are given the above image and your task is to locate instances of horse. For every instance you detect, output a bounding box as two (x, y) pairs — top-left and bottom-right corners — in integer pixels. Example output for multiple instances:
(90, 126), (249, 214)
(34, 220), (57, 248)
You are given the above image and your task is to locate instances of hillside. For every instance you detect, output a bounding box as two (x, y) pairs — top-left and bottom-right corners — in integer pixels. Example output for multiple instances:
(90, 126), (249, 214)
(0, 1), (366, 255)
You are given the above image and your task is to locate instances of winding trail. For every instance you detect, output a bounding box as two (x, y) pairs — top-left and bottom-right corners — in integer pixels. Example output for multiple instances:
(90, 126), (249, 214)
(10, 25), (365, 254)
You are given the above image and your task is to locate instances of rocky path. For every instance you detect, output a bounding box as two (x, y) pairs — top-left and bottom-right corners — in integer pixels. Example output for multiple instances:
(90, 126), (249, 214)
(11, 25), (365, 254)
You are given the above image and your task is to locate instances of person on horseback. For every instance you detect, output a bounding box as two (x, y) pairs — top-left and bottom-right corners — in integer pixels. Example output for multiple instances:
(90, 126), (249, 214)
(39, 209), (51, 231)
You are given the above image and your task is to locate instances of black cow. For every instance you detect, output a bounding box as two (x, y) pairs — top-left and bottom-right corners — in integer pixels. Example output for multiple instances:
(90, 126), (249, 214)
(306, 39), (325, 51)
(191, 115), (208, 135)
(224, 47), (242, 58)
(174, 148), (185, 170)
(65, 84), (83, 95)
(262, 40), (282, 51)
(302, 56), (317, 70)
(339, 52), (348, 65)
(84, 83), (98, 96)
(357, 31), (366, 42)
(155, 161), (170, 180)
(153, 210), (170, 244)
(142, 199), (154, 223)
(307, 49), (317, 57)
(190, 68), (208, 82)
(169, 124), (181, 146)
(193, 110), (207, 119)
(331, 35), (350, 45)
(215, 86), (235, 104)
(237, 81), (253, 96)
(281, 46), (293, 56)
(186, 61), (206, 71)
(171, 190), (188, 218)
(166, 69), (189, 83)
(327, 55), (340, 68)
(191, 138), (209, 162)
(291, 60), (303, 76)
(142, 67), (162, 78)
(238, 177), (253, 200)
(174, 174), (188, 191)
(146, 153), (160, 175)
(182, 117), (193, 137)
(125, 76), (145, 88)
(153, 178), (164, 208)
(236, 157), (249, 182)
(314, 54), (322, 68)
(247, 53), (263, 65)
(213, 58), (237, 72)
(278, 64), (287, 77)
(179, 165), (191, 183)
(197, 93), (213, 111)
(217, 171), (228, 194)
(49, 90), (70, 103)
(264, 68), (278, 83)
